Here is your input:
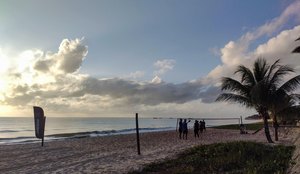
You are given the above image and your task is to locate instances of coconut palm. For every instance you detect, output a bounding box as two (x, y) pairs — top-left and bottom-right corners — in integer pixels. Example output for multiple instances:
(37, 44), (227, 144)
(216, 58), (300, 143)
(256, 59), (300, 140)
(216, 58), (273, 143)
(269, 92), (300, 141)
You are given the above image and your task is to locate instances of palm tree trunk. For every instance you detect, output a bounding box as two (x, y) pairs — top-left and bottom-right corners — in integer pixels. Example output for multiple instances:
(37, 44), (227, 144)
(273, 116), (279, 141)
(262, 112), (274, 143)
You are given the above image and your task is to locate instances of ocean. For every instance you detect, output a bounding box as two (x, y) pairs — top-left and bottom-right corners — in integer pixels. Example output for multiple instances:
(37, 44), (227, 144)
(0, 117), (257, 145)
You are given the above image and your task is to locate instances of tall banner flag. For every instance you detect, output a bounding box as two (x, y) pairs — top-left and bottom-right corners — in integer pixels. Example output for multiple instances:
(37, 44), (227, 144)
(33, 106), (46, 146)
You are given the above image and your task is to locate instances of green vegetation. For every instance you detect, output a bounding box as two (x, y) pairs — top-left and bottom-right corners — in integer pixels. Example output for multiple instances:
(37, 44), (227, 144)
(129, 142), (294, 174)
(213, 122), (264, 131)
(216, 58), (300, 143)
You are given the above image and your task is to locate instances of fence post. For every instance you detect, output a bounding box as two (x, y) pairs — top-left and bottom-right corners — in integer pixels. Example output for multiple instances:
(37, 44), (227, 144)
(135, 113), (141, 155)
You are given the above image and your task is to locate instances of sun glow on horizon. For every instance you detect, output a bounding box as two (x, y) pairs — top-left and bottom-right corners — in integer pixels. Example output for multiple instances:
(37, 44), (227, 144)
(0, 50), (10, 74)
(0, 105), (15, 116)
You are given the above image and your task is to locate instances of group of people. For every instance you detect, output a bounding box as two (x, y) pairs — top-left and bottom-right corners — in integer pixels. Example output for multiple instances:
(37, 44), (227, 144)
(178, 118), (206, 139)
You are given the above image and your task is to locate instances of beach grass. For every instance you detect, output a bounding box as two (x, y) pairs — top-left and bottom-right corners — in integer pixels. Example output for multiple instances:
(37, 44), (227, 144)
(129, 141), (295, 174)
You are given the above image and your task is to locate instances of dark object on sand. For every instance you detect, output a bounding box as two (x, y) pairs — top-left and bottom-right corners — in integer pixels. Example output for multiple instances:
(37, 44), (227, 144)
(239, 124), (247, 134)
(178, 118), (183, 139)
(194, 120), (200, 138)
(33, 106), (46, 146)
(135, 113), (141, 155)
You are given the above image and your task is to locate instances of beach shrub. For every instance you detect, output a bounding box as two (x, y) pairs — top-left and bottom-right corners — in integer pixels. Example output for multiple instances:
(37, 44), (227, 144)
(129, 141), (294, 174)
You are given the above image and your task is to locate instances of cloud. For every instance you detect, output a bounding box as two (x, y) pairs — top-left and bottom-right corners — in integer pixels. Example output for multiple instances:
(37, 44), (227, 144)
(1, 1), (300, 117)
(209, 47), (221, 57)
(207, 1), (300, 83)
(207, 25), (300, 84)
(151, 76), (162, 84)
(0, 38), (87, 107)
(33, 38), (88, 74)
(254, 26), (300, 65)
(126, 71), (145, 79)
(153, 59), (176, 76)
(1, 46), (219, 114)
(57, 39), (88, 73)
(69, 77), (218, 106)
(240, 0), (300, 43)
(138, 100), (255, 118)
(0, 49), (10, 74)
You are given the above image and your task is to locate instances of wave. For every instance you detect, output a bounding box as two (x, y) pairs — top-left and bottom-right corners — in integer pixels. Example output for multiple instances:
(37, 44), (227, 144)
(48, 127), (174, 138)
(0, 127), (174, 145)
(0, 136), (35, 140)
(0, 130), (20, 133)
(0, 129), (34, 133)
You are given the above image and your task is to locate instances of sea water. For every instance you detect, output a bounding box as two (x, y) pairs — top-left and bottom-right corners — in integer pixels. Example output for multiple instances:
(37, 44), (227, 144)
(0, 117), (257, 144)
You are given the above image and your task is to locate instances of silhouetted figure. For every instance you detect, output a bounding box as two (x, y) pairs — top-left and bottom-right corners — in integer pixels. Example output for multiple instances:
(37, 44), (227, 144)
(202, 119), (206, 131)
(178, 118), (183, 139)
(194, 120), (200, 138)
(199, 120), (204, 133)
(183, 119), (190, 139)
(240, 124), (247, 134)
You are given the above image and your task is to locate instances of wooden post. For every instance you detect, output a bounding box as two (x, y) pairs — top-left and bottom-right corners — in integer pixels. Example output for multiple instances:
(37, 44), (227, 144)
(135, 113), (141, 155)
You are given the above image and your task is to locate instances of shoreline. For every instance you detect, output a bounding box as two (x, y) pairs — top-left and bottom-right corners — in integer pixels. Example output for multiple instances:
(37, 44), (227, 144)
(1, 121), (263, 145)
(0, 117), (261, 145)
(0, 127), (176, 145)
(0, 128), (273, 173)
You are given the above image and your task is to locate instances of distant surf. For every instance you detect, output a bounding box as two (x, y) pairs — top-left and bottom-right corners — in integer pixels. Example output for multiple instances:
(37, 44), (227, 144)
(0, 117), (255, 145)
(0, 127), (174, 145)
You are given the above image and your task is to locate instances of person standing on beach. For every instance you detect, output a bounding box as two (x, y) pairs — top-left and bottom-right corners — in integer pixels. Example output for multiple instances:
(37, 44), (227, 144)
(199, 120), (204, 133)
(178, 118), (183, 139)
(183, 119), (190, 139)
(194, 120), (200, 138)
(203, 120), (206, 131)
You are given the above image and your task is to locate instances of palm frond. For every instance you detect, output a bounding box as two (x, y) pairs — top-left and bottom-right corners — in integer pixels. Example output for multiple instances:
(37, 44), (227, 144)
(250, 79), (272, 107)
(271, 89), (294, 112)
(216, 93), (252, 108)
(277, 105), (300, 120)
(266, 59), (280, 80)
(253, 58), (269, 82)
(217, 57), (300, 127)
(279, 75), (300, 93)
(220, 77), (250, 95)
(290, 94), (300, 101)
(234, 65), (256, 86)
(292, 46), (300, 53)
(269, 65), (294, 87)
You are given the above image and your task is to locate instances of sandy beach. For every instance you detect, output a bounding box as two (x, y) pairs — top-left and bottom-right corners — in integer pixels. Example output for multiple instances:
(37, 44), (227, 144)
(0, 128), (298, 174)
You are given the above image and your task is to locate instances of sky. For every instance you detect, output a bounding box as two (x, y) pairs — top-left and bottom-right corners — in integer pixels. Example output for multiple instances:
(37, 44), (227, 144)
(0, 0), (300, 117)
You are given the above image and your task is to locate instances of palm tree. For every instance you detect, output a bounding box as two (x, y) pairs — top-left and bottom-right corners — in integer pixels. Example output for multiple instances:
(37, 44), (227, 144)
(265, 60), (300, 141)
(216, 58), (300, 143)
(269, 92), (300, 141)
(216, 58), (273, 143)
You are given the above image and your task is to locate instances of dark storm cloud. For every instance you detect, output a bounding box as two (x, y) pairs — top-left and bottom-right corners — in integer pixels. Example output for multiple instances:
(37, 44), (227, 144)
(70, 77), (220, 105)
